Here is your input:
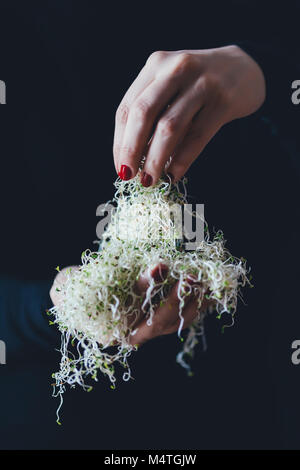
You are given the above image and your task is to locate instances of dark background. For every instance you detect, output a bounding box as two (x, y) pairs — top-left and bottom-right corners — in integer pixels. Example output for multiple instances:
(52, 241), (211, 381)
(0, 0), (299, 450)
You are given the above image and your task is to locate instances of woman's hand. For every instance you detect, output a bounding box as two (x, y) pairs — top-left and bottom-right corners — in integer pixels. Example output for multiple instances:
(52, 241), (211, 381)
(50, 263), (207, 346)
(113, 45), (266, 186)
(128, 263), (207, 346)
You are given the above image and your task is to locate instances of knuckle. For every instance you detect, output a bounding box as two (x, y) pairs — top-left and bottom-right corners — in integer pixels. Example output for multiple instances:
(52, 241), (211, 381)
(131, 98), (152, 121)
(196, 72), (230, 115)
(147, 50), (167, 65)
(171, 52), (194, 75)
(205, 73), (228, 103)
(157, 116), (179, 137)
(116, 102), (129, 125)
(193, 76), (207, 96)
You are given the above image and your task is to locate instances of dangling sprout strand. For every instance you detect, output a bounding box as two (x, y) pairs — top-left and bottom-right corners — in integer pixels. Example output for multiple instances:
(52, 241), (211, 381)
(49, 174), (251, 424)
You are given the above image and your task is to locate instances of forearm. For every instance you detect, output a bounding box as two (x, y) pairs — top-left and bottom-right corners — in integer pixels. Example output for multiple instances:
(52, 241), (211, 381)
(235, 39), (300, 137)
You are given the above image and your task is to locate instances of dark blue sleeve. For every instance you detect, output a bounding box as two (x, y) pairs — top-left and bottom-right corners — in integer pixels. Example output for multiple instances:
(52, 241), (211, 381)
(0, 277), (60, 365)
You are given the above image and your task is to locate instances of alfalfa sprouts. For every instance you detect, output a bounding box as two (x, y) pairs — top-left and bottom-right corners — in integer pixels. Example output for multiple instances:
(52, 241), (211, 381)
(49, 173), (250, 424)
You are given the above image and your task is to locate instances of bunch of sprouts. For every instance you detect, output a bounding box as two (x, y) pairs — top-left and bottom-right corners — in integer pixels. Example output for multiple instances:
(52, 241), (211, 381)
(49, 174), (250, 423)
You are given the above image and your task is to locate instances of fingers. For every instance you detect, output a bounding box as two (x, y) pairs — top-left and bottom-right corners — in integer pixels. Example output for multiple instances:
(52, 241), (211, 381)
(113, 66), (152, 173)
(166, 105), (224, 182)
(116, 79), (221, 186)
(114, 49), (240, 185)
(129, 281), (180, 345)
(127, 263), (169, 330)
(141, 85), (203, 186)
(129, 280), (199, 346)
(116, 78), (179, 180)
(113, 73), (152, 173)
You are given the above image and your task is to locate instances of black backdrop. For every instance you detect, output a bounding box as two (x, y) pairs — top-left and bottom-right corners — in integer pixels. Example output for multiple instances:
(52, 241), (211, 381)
(0, 0), (299, 450)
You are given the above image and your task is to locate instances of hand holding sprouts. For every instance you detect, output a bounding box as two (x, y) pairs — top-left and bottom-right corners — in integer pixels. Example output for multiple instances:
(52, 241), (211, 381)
(49, 174), (250, 423)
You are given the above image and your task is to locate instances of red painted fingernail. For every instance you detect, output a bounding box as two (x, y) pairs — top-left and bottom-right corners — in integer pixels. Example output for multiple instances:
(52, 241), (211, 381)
(141, 172), (153, 187)
(118, 165), (132, 181)
(151, 264), (168, 282)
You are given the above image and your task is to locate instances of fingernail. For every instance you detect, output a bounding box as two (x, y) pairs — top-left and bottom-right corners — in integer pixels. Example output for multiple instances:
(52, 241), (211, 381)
(118, 164), (132, 181)
(141, 172), (153, 187)
(151, 264), (168, 282)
